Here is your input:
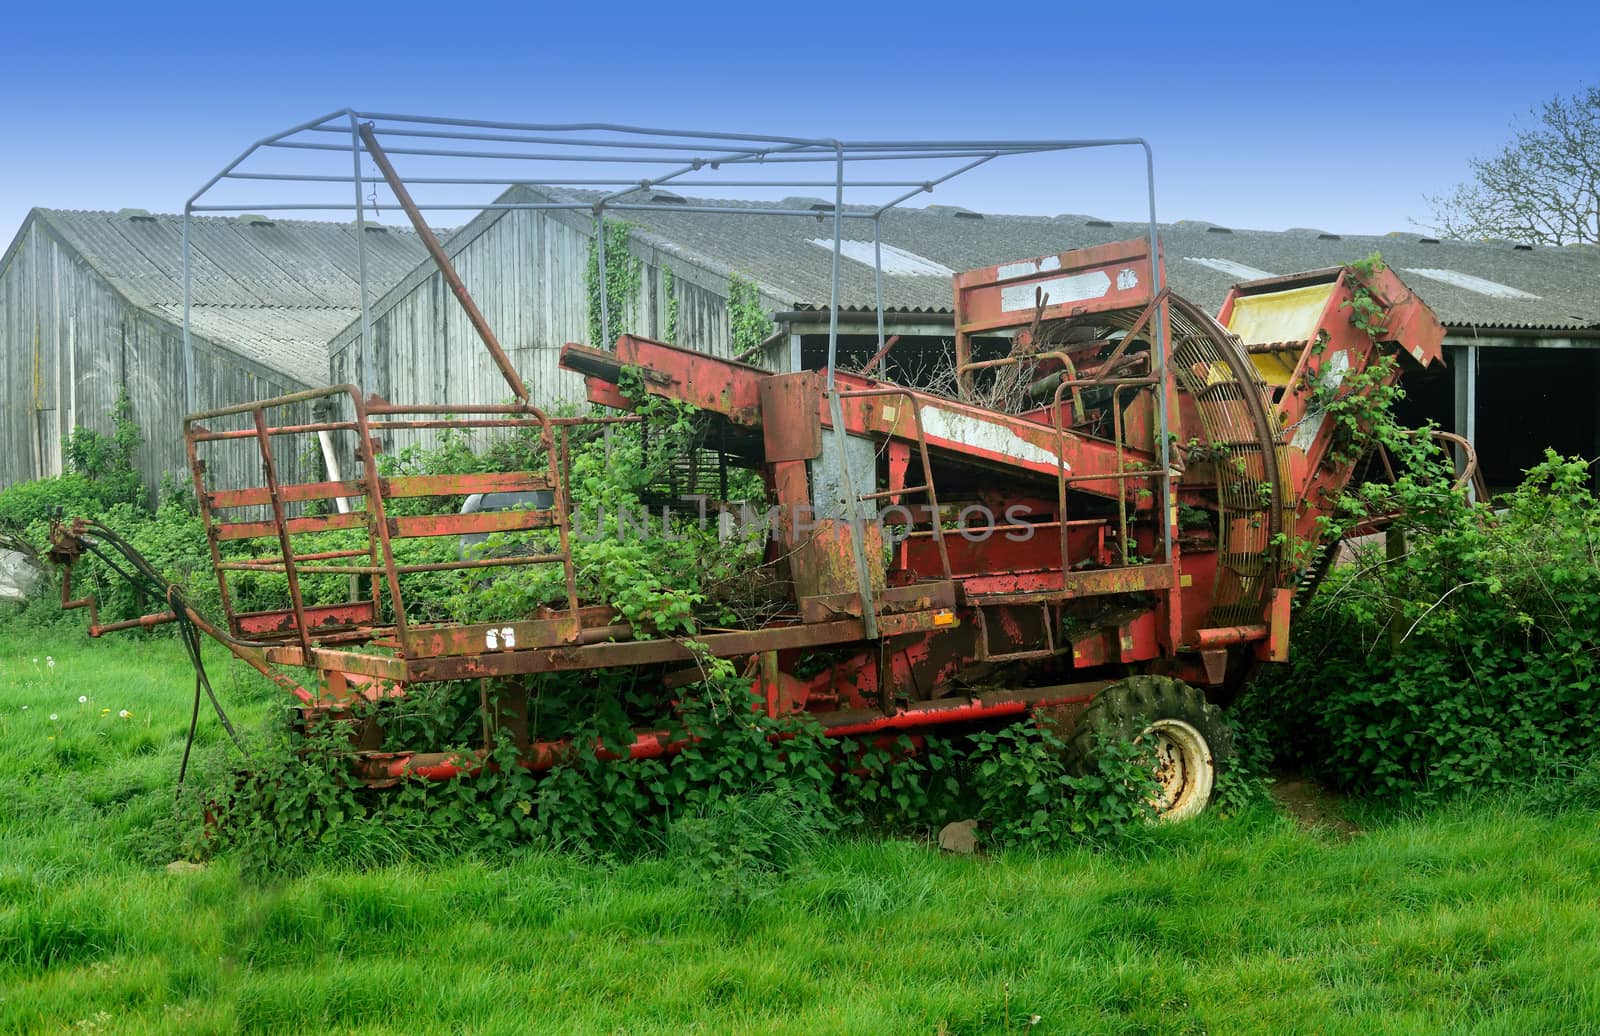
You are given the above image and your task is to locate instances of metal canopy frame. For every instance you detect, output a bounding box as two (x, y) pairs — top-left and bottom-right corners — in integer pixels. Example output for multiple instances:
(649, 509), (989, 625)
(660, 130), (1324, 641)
(181, 110), (1175, 628)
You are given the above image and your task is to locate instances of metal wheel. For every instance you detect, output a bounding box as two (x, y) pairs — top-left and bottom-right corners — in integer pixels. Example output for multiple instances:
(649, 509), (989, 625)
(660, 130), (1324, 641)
(1139, 717), (1216, 821)
(1067, 674), (1233, 822)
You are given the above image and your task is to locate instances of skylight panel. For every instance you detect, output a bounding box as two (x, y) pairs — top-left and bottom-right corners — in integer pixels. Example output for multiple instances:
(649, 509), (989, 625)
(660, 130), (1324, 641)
(1401, 268), (1540, 300)
(1184, 257), (1275, 281)
(808, 239), (954, 277)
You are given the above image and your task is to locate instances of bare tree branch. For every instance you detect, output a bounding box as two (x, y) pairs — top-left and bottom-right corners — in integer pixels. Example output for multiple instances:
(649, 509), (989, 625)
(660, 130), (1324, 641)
(1422, 84), (1600, 246)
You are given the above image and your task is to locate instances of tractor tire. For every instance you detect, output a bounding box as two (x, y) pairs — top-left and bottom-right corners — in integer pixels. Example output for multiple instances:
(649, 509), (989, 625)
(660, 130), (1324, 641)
(1066, 675), (1234, 822)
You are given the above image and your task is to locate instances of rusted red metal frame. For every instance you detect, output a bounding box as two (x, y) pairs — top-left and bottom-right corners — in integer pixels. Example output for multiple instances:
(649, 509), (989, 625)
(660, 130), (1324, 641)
(1050, 375), (1161, 565)
(251, 408), (315, 655)
(1431, 430), (1488, 499)
(566, 337), (1157, 500)
(961, 561), (1176, 601)
(958, 349), (1086, 422)
(1165, 295), (1288, 598)
(185, 385), (587, 659)
(353, 681), (1113, 784)
(263, 609), (947, 684)
(56, 546), (319, 702)
(1097, 288), (1170, 376)
(951, 239), (1159, 399)
(859, 334), (901, 376)
(1338, 430), (1488, 539)
(1213, 265), (1442, 599)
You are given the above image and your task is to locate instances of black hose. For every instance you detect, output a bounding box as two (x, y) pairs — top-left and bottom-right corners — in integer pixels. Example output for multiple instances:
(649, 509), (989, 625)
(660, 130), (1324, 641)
(76, 524), (250, 793)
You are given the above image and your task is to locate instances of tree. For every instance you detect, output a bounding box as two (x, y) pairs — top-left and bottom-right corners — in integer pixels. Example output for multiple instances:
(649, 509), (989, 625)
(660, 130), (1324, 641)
(1428, 84), (1599, 246)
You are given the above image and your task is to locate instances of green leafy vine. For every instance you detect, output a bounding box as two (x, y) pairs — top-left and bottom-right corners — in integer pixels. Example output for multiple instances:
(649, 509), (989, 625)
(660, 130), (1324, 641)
(662, 265), (680, 342)
(586, 218), (643, 348)
(727, 273), (773, 358)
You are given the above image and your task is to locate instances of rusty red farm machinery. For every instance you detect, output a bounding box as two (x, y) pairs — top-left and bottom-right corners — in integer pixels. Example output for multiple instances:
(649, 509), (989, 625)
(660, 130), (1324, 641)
(47, 118), (1464, 819)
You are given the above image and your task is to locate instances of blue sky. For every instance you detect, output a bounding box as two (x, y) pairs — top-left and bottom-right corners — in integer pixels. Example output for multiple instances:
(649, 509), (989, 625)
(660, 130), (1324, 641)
(3, 0), (1597, 244)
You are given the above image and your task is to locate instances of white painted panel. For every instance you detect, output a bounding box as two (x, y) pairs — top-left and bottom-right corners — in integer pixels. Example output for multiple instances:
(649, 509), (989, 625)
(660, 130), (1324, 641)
(807, 239), (954, 277)
(997, 255), (1061, 280)
(917, 407), (1067, 470)
(999, 271), (1111, 313)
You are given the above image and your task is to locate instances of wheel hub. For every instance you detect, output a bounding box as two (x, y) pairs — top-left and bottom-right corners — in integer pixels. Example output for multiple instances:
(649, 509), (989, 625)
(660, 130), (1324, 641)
(1139, 718), (1215, 821)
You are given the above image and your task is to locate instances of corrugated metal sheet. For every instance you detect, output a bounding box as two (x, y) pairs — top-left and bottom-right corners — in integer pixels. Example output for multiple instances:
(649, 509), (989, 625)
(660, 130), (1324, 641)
(29, 209), (428, 380)
(553, 188), (1600, 333)
(328, 183), (1599, 431)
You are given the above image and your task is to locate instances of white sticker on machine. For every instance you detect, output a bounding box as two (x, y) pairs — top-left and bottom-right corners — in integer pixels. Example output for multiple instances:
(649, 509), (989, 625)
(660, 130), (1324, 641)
(1000, 270), (1111, 313)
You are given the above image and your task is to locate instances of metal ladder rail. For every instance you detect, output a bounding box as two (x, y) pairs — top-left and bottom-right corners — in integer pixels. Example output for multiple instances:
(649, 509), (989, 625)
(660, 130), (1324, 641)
(359, 401), (586, 640)
(185, 385), (381, 642)
(196, 395), (599, 653)
(1049, 374), (1164, 570)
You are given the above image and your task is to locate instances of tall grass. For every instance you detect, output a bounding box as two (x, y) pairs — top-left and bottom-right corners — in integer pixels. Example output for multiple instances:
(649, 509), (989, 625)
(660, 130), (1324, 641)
(3, 628), (1600, 1033)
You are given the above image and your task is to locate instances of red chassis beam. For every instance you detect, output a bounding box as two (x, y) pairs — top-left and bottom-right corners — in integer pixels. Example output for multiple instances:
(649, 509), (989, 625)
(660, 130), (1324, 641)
(560, 336), (1155, 500)
(353, 681), (1111, 784)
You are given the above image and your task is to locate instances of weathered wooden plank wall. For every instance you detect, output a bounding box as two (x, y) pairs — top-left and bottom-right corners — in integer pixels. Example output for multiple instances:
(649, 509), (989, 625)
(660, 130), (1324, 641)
(0, 218), (316, 499)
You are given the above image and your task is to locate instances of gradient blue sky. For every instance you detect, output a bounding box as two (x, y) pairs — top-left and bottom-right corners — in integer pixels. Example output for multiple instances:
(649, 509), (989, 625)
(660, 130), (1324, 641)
(4, 0), (1598, 245)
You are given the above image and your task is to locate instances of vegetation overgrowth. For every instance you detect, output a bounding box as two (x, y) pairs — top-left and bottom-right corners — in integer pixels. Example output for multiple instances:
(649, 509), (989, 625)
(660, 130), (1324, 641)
(9, 336), (1600, 857)
(1245, 449), (1600, 802)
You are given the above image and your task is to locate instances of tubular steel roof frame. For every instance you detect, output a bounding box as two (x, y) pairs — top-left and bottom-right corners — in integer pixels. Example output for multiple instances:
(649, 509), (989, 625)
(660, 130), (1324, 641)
(181, 110), (1174, 629)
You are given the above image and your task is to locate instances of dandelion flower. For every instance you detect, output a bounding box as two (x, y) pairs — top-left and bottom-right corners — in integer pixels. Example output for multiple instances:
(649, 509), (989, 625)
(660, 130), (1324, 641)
(20, 705), (27, 711)
(46, 656), (55, 669)
(32, 657), (38, 664)
(101, 707), (111, 715)
(78, 695), (88, 704)
(119, 709), (132, 719)
(49, 713), (58, 721)
(47, 735), (55, 741)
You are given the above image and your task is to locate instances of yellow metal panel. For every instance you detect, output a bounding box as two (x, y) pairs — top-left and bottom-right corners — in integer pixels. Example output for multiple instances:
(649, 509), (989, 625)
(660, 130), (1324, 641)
(1225, 281), (1336, 386)
(1249, 354), (1296, 386)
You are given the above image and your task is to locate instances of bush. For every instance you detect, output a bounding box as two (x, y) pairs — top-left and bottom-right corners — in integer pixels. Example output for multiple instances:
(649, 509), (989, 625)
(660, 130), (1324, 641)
(965, 724), (1159, 848)
(0, 394), (181, 627)
(1242, 450), (1600, 802)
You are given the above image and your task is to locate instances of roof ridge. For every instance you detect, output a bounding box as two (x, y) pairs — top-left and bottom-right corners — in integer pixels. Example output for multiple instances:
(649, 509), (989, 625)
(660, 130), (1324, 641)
(34, 206), (425, 234)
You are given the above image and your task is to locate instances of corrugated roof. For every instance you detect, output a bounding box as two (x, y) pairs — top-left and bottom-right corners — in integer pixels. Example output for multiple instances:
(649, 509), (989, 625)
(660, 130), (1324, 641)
(30, 209), (428, 378)
(539, 188), (1600, 332)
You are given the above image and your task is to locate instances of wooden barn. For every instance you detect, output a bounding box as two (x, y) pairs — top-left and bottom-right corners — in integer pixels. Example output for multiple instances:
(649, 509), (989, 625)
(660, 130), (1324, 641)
(324, 184), (788, 407)
(0, 208), (424, 494)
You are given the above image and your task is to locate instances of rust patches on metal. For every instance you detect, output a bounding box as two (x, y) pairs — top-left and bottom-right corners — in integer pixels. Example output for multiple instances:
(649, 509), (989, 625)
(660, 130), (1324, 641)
(759, 372), (823, 462)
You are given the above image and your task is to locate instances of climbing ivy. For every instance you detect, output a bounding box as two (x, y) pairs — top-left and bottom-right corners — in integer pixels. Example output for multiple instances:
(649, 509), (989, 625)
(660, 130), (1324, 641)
(586, 218), (643, 348)
(727, 272), (773, 358)
(662, 265), (680, 342)
(61, 390), (143, 505)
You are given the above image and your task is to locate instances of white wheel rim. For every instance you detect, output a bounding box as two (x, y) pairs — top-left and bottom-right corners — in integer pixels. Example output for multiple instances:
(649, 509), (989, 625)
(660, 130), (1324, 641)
(1139, 718), (1214, 822)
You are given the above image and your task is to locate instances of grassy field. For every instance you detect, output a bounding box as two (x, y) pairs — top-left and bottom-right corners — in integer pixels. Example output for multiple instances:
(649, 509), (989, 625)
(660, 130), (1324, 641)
(3, 627), (1600, 1034)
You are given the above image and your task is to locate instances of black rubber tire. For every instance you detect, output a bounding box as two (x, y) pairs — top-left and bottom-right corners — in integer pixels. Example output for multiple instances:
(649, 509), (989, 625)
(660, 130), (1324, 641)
(1065, 675), (1234, 816)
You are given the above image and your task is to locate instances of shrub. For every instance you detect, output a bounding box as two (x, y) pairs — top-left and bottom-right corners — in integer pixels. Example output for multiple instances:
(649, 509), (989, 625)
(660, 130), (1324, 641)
(1242, 450), (1600, 802)
(965, 724), (1159, 848)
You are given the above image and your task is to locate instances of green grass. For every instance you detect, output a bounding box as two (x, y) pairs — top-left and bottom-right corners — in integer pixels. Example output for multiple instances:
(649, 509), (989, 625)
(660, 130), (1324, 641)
(3, 626), (1600, 1034)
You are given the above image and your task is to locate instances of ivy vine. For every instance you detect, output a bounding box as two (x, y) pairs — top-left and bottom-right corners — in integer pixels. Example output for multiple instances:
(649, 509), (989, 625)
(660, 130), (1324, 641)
(586, 218), (643, 348)
(728, 273), (774, 358)
(662, 265), (680, 342)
